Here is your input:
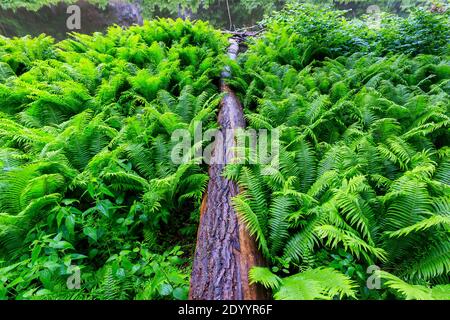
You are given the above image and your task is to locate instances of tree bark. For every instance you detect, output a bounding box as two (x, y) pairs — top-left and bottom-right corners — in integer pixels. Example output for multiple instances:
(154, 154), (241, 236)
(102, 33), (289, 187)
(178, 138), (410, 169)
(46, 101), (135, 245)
(189, 38), (268, 300)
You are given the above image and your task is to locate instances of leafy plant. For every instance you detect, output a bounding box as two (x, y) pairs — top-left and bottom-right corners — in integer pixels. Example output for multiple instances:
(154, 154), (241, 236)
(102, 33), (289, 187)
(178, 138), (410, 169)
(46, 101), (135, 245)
(0, 2), (449, 301)
(251, 3), (449, 70)
(229, 5), (450, 300)
(250, 266), (357, 300)
(0, 18), (228, 300)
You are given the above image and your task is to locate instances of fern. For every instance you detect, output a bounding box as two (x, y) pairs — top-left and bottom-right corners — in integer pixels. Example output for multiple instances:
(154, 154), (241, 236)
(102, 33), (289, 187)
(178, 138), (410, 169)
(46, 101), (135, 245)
(232, 15), (450, 300)
(0, 18), (228, 300)
(249, 266), (281, 290)
(250, 266), (357, 300)
(378, 271), (450, 300)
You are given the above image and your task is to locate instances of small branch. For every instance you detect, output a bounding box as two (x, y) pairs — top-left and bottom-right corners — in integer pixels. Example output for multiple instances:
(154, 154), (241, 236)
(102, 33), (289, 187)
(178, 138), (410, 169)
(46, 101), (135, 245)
(221, 23), (265, 38)
(232, 24), (264, 33)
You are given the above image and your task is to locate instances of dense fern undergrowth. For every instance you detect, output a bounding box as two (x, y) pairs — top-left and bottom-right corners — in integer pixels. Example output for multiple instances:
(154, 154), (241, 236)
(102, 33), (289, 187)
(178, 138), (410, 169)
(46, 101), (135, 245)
(229, 4), (450, 300)
(0, 19), (228, 300)
(0, 3), (449, 301)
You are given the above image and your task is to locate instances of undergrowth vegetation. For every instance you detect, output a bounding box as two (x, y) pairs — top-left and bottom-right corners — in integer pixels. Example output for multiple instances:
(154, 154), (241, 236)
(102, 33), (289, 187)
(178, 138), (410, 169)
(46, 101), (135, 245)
(0, 19), (228, 300)
(229, 4), (450, 300)
(0, 2), (449, 301)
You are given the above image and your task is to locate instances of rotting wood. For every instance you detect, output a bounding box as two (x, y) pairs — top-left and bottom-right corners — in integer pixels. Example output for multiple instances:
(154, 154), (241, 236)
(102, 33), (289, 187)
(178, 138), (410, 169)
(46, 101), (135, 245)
(189, 37), (268, 300)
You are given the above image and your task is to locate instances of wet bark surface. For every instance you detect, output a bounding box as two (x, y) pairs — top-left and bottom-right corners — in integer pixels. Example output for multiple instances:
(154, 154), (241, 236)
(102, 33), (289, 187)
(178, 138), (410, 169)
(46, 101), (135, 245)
(189, 39), (268, 300)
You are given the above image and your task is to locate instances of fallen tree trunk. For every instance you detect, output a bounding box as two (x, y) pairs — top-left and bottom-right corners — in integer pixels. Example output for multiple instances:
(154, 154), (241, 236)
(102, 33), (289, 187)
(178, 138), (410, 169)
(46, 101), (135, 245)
(189, 38), (268, 300)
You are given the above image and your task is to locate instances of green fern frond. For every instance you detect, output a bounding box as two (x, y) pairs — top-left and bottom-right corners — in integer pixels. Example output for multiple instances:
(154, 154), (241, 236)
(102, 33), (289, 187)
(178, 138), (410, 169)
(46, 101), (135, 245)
(387, 215), (450, 238)
(405, 242), (450, 281)
(378, 271), (450, 300)
(248, 267), (281, 290)
(274, 268), (357, 300)
(232, 194), (270, 259)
